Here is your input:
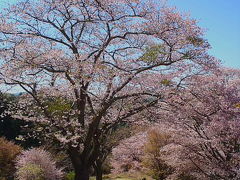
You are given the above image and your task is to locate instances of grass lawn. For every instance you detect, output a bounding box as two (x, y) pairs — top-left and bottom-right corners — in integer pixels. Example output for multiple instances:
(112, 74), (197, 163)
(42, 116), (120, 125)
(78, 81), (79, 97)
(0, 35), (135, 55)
(89, 173), (154, 180)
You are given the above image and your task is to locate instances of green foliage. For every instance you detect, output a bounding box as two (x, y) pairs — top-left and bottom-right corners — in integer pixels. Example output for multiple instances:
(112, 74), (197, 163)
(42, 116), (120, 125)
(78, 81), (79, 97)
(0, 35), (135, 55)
(0, 93), (40, 148)
(1, 93), (17, 103)
(64, 172), (145, 180)
(234, 103), (240, 108)
(15, 163), (44, 180)
(46, 98), (72, 115)
(140, 45), (166, 64)
(186, 36), (205, 47)
(64, 171), (75, 180)
(160, 79), (171, 86)
(109, 173), (154, 180)
(0, 137), (22, 179)
(66, 172), (110, 180)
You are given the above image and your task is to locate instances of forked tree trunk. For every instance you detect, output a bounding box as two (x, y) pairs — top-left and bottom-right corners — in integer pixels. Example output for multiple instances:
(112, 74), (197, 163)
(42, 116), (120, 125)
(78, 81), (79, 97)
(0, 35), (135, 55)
(68, 148), (91, 180)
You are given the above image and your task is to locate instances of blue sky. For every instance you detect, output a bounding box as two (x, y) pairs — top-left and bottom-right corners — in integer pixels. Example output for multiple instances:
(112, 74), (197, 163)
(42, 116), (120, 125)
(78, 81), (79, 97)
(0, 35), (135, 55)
(168, 0), (240, 68)
(0, 0), (239, 68)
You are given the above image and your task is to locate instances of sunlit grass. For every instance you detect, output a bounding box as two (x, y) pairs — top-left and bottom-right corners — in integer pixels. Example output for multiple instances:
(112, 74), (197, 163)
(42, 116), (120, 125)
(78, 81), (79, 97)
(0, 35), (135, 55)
(90, 173), (154, 180)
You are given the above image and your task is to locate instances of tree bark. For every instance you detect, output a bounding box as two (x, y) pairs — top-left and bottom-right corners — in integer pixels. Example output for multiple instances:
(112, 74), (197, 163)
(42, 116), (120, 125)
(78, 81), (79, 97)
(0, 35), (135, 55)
(68, 147), (91, 180)
(74, 167), (90, 180)
(94, 161), (103, 180)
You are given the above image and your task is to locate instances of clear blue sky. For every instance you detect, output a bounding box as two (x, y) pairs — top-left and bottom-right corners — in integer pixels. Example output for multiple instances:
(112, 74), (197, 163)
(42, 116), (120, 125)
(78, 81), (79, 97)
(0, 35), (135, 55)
(168, 0), (240, 68)
(0, 0), (239, 68)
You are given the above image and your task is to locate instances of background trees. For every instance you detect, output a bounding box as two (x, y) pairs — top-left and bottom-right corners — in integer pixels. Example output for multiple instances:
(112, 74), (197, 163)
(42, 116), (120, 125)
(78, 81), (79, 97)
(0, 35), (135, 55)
(0, 92), (40, 148)
(165, 69), (240, 179)
(0, 0), (218, 179)
(111, 69), (240, 179)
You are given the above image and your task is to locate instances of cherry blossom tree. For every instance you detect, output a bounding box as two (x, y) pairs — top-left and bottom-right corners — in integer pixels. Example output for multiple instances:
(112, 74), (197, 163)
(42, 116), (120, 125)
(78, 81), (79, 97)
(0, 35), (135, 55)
(112, 69), (240, 179)
(15, 148), (63, 180)
(165, 69), (240, 179)
(110, 125), (192, 179)
(111, 131), (147, 174)
(0, 0), (216, 179)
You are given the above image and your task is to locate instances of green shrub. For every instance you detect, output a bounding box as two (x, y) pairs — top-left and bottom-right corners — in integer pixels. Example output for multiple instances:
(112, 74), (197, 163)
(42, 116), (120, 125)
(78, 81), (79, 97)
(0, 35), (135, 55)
(15, 163), (44, 180)
(65, 171), (75, 180)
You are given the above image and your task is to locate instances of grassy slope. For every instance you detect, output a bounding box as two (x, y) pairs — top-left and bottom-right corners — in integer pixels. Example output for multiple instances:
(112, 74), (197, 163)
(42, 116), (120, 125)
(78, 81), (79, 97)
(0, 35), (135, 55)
(90, 173), (154, 180)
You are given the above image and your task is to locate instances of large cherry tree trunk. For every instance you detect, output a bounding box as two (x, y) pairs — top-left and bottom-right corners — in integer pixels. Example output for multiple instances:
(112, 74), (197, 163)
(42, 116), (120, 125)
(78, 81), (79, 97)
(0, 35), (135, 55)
(68, 148), (92, 180)
(74, 166), (90, 180)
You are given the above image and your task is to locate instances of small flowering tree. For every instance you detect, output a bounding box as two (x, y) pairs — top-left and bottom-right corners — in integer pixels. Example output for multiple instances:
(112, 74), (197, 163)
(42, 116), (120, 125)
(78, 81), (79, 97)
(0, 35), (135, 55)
(15, 148), (63, 180)
(110, 125), (190, 179)
(0, 0), (217, 179)
(111, 132), (147, 174)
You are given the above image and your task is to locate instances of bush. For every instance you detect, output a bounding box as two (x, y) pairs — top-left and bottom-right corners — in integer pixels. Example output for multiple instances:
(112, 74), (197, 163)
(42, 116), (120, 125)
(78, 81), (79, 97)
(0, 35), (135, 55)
(64, 171), (75, 180)
(0, 137), (22, 179)
(15, 163), (44, 180)
(15, 148), (63, 180)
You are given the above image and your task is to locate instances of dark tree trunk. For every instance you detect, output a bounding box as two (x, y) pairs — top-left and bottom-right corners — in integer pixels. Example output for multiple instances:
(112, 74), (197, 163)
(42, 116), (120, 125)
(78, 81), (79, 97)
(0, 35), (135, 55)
(96, 170), (102, 180)
(94, 161), (103, 180)
(74, 167), (90, 180)
(68, 147), (91, 180)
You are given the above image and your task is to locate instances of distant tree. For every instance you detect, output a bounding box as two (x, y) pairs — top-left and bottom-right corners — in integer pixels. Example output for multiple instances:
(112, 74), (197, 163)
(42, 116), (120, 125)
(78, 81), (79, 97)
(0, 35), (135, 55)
(142, 128), (174, 180)
(0, 92), (40, 148)
(111, 132), (147, 173)
(111, 125), (181, 179)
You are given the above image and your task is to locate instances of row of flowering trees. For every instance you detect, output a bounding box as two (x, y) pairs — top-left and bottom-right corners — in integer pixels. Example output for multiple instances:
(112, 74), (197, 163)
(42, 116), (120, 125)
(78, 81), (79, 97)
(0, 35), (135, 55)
(0, 0), (238, 180)
(111, 69), (240, 179)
